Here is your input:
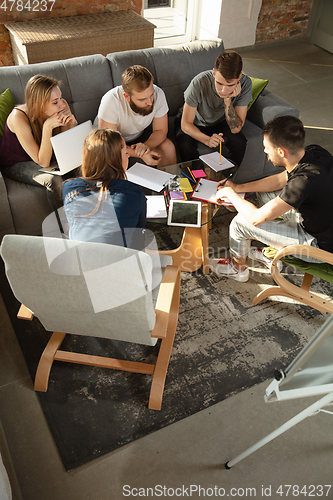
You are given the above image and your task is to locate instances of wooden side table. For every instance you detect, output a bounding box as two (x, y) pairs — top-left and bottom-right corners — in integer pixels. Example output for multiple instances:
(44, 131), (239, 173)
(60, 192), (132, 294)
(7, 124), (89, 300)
(159, 203), (210, 274)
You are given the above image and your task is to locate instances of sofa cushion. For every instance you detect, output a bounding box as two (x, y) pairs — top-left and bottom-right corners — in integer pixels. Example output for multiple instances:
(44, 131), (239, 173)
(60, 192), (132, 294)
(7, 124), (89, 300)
(0, 89), (16, 139)
(247, 77), (268, 111)
(247, 88), (300, 129)
(263, 246), (333, 283)
(107, 40), (224, 117)
(0, 55), (113, 125)
(4, 176), (52, 236)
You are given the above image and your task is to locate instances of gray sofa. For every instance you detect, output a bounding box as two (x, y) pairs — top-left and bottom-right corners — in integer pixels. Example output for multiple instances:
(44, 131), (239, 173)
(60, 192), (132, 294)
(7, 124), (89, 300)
(0, 39), (299, 241)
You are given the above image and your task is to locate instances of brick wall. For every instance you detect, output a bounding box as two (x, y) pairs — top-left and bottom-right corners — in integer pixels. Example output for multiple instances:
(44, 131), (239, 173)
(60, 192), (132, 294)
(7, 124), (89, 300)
(256, 0), (314, 43)
(0, 0), (142, 66)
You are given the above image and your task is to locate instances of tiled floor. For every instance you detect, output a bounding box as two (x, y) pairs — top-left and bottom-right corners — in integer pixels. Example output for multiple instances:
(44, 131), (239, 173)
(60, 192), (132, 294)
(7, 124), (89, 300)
(238, 39), (333, 153)
(0, 39), (333, 500)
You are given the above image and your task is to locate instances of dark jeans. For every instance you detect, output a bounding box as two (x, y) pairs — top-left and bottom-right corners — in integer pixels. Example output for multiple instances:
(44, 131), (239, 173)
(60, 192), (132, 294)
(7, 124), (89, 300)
(175, 115), (247, 168)
(5, 160), (65, 211)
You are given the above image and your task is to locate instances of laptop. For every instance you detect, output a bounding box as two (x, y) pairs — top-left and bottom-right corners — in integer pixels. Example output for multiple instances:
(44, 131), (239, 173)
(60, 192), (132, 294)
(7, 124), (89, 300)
(40, 120), (93, 175)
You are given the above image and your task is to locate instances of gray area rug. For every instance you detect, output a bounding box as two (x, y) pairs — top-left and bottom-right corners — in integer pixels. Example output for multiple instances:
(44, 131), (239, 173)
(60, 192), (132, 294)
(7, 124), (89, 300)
(1, 206), (330, 470)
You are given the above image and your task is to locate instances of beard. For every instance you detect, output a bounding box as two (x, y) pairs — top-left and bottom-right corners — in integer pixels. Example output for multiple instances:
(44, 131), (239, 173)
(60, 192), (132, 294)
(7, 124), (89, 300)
(129, 98), (154, 116)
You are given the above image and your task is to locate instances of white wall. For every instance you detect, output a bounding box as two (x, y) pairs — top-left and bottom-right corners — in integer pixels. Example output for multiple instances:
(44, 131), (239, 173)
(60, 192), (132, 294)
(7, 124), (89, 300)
(199, 0), (263, 48)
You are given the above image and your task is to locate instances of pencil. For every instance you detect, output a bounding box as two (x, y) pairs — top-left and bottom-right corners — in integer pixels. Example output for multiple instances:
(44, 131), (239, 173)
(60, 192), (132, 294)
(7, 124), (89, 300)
(219, 141), (222, 164)
(187, 167), (196, 182)
(181, 171), (196, 184)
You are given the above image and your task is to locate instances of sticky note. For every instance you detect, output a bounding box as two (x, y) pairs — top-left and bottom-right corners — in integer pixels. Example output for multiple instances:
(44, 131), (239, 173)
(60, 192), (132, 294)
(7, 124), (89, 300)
(179, 178), (193, 193)
(192, 169), (207, 179)
(170, 190), (185, 200)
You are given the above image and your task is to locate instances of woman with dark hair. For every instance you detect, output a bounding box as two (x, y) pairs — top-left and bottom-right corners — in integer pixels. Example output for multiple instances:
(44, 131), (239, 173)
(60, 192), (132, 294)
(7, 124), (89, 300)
(62, 128), (146, 248)
(0, 74), (77, 209)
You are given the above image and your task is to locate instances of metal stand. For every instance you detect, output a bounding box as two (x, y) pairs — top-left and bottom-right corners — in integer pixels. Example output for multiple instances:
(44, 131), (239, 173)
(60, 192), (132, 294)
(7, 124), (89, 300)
(225, 392), (333, 469)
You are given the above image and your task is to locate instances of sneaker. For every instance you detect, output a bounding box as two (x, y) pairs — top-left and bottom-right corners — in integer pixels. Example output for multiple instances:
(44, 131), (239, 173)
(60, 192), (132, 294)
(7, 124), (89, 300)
(210, 258), (249, 282)
(248, 247), (283, 272)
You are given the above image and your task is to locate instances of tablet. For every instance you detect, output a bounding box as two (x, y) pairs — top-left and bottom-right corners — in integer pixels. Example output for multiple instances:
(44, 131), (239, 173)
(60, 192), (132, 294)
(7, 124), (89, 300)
(167, 200), (201, 227)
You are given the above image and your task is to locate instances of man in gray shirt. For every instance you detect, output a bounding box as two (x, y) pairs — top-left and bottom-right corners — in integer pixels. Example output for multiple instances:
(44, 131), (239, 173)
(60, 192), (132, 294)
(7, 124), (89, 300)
(175, 50), (252, 169)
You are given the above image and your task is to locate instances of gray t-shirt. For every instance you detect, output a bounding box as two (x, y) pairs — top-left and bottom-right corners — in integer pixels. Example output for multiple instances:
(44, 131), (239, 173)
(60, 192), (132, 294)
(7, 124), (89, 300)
(184, 70), (252, 127)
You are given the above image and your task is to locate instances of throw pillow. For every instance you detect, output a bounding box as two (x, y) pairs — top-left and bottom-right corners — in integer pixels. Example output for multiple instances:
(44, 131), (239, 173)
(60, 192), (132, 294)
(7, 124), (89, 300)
(247, 77), (269, 111)
(0, 88), (16, 139)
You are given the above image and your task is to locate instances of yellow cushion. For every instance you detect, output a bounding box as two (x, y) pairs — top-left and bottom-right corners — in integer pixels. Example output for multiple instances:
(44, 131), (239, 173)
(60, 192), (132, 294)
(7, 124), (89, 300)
(0, 88), (16, 139)
(247, 77), (269, 110)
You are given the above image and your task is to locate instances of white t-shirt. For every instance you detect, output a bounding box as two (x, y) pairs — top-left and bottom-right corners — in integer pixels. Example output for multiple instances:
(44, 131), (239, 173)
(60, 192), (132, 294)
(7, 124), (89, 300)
(97, 85), (169, 142)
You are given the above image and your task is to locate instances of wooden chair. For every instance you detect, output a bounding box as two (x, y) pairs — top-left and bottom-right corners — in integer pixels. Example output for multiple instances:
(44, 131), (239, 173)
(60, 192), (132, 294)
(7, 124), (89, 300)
(0, 234), (181, 410)
(252, 244), (333, 314)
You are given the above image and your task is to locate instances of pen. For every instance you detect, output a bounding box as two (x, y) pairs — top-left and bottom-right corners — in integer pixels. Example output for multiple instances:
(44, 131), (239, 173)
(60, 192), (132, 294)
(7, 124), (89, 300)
(181, 171), (196, 184)
(218, 172), (233, 188)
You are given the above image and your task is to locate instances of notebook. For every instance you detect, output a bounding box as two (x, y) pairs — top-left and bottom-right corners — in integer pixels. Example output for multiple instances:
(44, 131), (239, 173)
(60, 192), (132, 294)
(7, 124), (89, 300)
(146, 195), (168, 219)
(126, 162), (174, 192)
(199, 151), (235, 172)
(40, 120), (93, 175)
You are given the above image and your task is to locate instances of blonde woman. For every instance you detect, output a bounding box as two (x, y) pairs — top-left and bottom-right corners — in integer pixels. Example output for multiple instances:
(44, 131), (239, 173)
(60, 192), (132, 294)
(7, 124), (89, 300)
(62, 128), (146, 248)
(0, 74), (77, 209)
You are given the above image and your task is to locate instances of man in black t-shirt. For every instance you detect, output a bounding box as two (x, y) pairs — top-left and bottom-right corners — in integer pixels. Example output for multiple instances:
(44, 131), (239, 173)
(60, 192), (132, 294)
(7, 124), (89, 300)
(209, 115), (333, 282)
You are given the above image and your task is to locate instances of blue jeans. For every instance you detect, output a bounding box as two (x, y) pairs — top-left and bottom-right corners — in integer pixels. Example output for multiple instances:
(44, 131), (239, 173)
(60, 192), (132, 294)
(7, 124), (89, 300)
(5, 161), (64, 211)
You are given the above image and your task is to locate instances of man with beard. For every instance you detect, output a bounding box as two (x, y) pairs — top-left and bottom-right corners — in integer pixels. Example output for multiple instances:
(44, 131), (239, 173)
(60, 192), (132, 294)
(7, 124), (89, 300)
(209, 115), (333, 282)
(98, 65), (176, 168)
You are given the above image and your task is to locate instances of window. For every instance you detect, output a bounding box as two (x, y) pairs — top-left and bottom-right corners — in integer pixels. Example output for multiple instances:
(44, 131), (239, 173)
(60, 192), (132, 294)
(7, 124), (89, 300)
(144, 0), (200, 46)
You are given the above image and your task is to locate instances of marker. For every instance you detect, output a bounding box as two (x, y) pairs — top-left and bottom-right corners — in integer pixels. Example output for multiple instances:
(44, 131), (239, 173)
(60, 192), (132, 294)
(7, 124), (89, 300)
(194, 181), (202, 192)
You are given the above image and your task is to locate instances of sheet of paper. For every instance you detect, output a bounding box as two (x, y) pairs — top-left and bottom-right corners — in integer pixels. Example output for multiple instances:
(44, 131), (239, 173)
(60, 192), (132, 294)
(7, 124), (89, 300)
(191, 178), (219, 203)
(191, 178), (245, 206)
(199, 151), (235, 172)
(216, 193), (246, 207)
(146, 195), (167, 218)
(127, 163), (173, 192)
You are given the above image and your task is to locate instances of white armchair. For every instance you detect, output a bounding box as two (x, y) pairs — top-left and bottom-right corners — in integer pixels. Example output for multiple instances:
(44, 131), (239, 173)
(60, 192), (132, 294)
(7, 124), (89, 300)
(0, 235), (181, 410)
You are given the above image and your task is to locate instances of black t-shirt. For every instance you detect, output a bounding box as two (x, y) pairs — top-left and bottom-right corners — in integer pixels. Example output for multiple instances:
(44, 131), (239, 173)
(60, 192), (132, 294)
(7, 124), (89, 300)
(279, 145), (333, 252)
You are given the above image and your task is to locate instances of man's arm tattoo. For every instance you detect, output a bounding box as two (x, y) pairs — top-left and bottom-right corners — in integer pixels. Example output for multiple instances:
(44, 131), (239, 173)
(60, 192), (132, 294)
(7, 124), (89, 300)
(225, 102), (243, 131)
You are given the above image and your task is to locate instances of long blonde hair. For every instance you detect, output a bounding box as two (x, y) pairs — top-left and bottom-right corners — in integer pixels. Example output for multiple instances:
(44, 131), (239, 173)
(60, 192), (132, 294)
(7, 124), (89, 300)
(25, 74), (59, 145)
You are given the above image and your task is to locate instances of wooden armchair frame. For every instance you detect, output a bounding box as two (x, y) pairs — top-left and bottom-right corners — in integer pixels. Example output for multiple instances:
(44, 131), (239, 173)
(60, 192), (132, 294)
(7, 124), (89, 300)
(252, 244), (333, 314)
(18, 265), (181, 411)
